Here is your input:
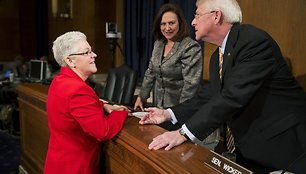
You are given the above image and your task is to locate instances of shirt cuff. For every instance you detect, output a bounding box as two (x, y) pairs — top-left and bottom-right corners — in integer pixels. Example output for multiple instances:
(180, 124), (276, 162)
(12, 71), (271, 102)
(167, 108), (177, 124)
(182, 124), (202, 144)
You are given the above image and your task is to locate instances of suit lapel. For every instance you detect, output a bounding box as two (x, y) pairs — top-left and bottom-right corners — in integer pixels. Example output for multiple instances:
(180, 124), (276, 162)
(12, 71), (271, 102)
(222, 49), (234, 81)
(162, 41), (179, 64)
(155, 41), (164, 64)
(222, 23), (240, 81)
(210, 49), (222, 89)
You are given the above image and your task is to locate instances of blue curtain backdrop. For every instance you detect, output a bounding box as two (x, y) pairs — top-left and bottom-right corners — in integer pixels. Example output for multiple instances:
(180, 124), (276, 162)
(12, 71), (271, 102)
(123, 0), (199, 82)
(169, 0), (197, 39)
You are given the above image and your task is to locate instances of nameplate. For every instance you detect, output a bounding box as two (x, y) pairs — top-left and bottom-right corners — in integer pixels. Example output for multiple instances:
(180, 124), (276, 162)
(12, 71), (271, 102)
(204, 150), (253, 174)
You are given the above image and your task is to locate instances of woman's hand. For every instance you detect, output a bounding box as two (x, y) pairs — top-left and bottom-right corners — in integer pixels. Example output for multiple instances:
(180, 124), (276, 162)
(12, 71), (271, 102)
(104, 104), (128, 114)
(134, 96), (144, 111)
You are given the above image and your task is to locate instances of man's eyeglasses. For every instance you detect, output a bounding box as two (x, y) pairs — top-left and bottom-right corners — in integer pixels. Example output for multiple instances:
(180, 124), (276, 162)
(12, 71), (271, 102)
(69, 50), (94, 57)
(194, 11), (216, 19)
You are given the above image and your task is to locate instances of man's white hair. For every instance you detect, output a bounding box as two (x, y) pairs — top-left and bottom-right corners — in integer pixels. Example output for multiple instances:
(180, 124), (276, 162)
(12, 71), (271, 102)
(196, 0), (242, 23)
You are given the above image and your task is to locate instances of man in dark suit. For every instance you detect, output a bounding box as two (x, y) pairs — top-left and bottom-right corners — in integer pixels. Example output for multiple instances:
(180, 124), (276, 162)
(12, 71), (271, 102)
(139, 0), (306, 173)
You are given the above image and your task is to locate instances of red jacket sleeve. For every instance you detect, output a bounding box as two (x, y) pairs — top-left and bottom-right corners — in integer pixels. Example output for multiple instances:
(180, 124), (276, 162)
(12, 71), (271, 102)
(69, 87), (128, 141)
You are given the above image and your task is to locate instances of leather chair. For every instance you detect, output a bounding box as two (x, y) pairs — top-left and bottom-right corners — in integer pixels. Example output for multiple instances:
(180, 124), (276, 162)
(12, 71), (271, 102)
(102, 64), (137, 106)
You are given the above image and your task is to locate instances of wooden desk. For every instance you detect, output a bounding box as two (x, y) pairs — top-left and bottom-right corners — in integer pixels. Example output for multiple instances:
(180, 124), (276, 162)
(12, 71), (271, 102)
(17, 83), (49, 174)
(16, 83), (218, 174)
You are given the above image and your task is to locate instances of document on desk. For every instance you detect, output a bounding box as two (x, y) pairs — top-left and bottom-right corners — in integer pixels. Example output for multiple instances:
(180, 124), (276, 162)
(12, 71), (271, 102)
(131, 112), (148, 119)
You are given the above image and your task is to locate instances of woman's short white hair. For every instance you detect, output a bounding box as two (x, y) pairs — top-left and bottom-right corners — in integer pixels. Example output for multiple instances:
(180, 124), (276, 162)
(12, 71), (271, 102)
(196, 0), (242, 23)
(52, 31), (87, 67)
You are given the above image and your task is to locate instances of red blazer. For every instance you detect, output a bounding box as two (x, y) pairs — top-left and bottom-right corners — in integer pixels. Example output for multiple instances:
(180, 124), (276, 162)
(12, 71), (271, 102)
(44, 67), (127, 174)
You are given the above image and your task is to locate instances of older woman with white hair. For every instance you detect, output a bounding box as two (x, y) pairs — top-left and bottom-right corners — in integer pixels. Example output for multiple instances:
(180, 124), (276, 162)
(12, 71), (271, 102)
(44, 31), (128, 174)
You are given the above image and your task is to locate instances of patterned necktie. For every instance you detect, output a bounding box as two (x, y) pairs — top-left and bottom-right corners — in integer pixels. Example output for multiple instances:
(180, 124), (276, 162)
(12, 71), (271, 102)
(219, 50), (223, 80)
(219, 49), (235, 153)
(226, 127), (235, 152)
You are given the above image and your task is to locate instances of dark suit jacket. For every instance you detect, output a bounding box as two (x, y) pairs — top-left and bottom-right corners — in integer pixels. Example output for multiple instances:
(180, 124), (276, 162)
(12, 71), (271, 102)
(171, 23), (306, 172)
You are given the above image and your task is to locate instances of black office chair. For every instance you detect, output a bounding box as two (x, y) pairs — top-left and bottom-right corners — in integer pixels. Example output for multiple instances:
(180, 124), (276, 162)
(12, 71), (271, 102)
(101, 64), (137, 106)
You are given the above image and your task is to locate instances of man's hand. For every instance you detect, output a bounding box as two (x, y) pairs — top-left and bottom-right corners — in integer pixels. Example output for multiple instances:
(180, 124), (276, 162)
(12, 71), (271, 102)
(139, 107), (171, 125)
(148, 130), (187, 151)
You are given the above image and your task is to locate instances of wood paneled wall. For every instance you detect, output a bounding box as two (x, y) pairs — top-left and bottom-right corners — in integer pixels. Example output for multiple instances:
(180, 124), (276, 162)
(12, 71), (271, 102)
(0, 0), (37, 61)
(203, 0), (306, 89)
(1, 0), (305, 85)
(0, 0), (20, 61)
(47, 0), (118, 73)
(239, 0), (306, 89)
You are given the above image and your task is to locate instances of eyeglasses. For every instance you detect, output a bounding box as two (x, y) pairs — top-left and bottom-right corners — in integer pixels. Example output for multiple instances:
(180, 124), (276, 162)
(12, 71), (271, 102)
(69, 50), (94, 57)
(194, 11), (216, 19)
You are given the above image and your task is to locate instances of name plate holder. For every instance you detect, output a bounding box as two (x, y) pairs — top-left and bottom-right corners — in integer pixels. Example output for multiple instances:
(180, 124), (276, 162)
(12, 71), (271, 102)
(204, 150), (253, 174)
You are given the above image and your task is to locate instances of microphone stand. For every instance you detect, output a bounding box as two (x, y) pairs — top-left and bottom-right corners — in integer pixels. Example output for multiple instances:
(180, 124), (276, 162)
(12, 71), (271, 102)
(106, 32), (121, 68)
(107, 38), (118, 68)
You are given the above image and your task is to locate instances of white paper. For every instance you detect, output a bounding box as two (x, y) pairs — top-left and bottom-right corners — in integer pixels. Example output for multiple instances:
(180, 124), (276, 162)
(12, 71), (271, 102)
(131, 112), (148, 118)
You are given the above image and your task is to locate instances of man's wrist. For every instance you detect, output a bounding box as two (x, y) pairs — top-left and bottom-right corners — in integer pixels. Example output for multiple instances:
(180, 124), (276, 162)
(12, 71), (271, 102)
(167, 109), (178, 124)
(179, 128), (189, 140)
(162, 109), (170, 121)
